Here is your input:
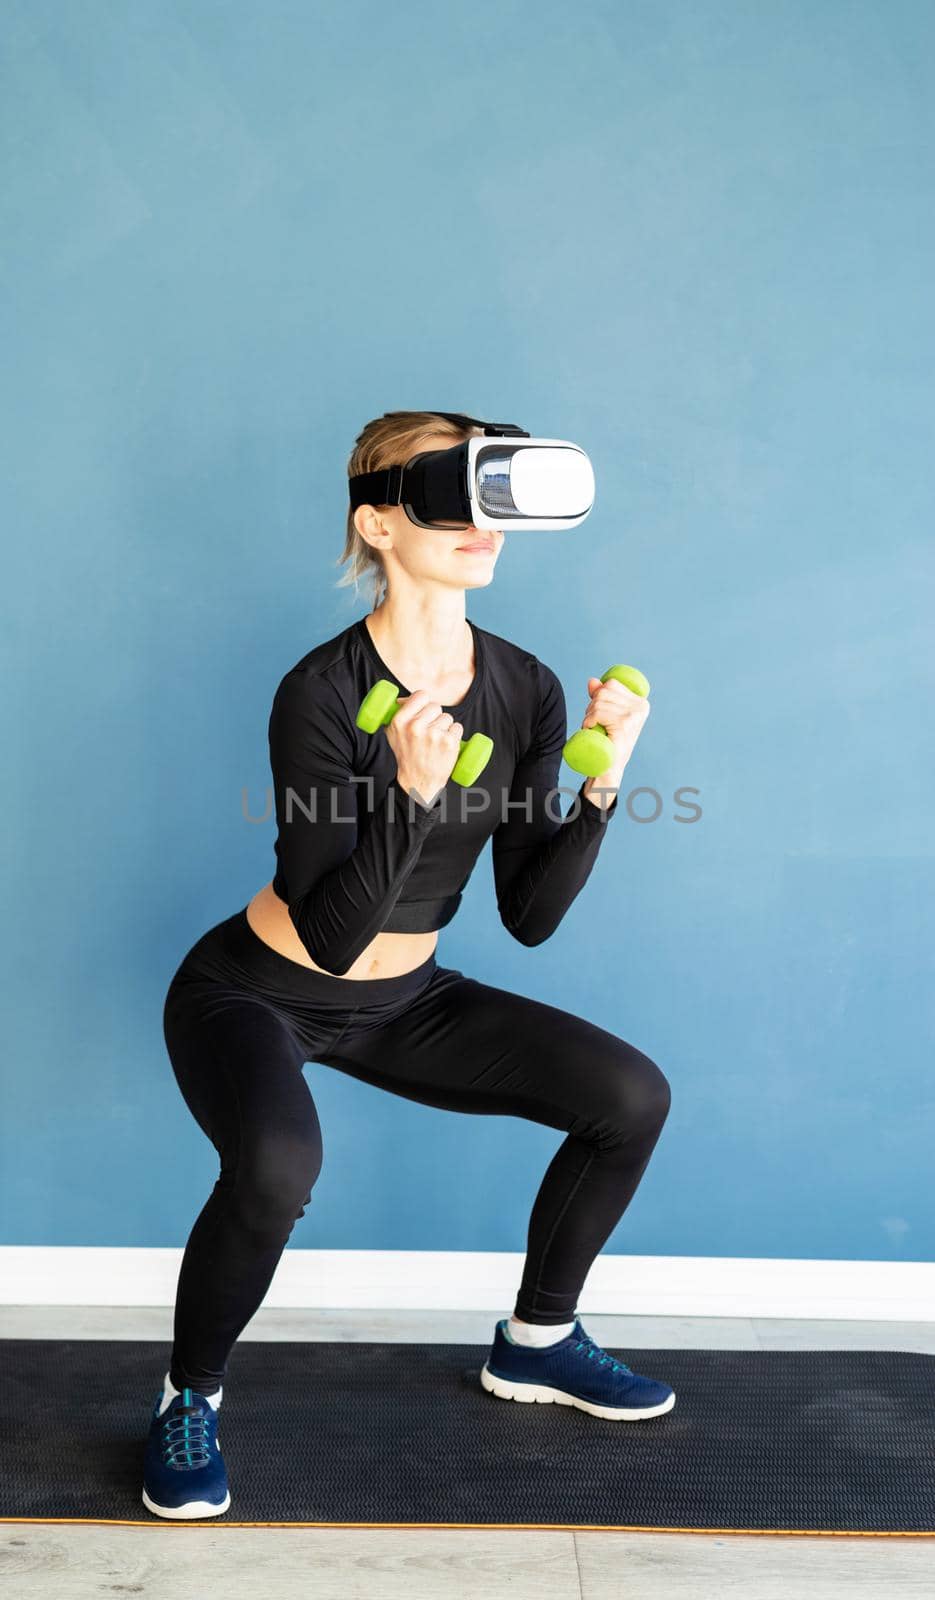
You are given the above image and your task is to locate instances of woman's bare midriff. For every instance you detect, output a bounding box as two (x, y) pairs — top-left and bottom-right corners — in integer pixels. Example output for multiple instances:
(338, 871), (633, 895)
(246, 881), (439, 979)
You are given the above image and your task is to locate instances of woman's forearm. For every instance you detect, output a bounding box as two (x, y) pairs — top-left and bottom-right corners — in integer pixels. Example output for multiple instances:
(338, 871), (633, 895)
(582, 759), (627, 812)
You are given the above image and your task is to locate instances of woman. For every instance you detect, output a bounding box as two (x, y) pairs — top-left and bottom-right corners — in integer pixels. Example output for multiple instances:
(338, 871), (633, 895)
(143, 410), (674, 1521)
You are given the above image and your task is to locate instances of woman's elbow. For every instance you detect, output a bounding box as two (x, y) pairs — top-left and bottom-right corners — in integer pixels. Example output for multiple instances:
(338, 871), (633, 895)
(498, 907), (552, 948)
(288, 903), (354, 976)
(317, 951), (355, 975)
(306, 942), (354, 975)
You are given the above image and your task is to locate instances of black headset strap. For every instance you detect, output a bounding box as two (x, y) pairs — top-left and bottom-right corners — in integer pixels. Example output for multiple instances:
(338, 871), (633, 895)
(427, 411), (528, 437)
(348, 412), (529, 507)
(348, 462), (405, 509)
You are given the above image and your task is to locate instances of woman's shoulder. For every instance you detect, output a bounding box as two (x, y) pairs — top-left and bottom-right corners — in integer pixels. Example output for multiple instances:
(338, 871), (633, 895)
(267, 620), (364, 746)
(474, 619), (535, 664)
(277, 617), (359, 684)
(475, 621), (561, 707)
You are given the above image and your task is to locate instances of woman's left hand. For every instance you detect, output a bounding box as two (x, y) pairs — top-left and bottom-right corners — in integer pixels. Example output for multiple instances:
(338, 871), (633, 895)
(580, 675), (651, 771)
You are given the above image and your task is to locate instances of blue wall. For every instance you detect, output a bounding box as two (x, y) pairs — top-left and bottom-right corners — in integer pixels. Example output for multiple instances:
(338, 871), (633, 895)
(2, 0), (932, 1268)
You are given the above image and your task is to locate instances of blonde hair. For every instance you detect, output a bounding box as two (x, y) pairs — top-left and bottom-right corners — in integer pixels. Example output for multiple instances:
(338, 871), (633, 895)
(334, 410), (481, 611)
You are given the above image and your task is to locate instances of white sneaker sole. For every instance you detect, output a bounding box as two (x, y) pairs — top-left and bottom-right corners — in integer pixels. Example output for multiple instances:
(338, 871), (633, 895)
(142, 1483), (231, 1519)
(480, 1362), (676, 1421)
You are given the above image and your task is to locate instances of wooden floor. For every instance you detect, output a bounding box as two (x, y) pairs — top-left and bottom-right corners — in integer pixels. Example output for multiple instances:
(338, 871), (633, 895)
(2, 1306), (934, 1598)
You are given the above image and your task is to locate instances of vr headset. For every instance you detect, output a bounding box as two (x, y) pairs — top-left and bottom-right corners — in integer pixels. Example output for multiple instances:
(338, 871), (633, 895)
(347, 410), (595, 532)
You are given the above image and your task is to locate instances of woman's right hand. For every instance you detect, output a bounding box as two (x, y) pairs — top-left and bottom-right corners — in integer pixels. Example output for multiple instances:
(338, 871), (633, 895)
(384, 690), (463, 809)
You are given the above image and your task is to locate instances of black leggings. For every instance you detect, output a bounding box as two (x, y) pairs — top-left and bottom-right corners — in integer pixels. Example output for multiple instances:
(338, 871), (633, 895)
(162, 908), (672, 1394)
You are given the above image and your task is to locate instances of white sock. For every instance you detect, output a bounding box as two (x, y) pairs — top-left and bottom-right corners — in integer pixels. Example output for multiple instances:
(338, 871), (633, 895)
(506, 1315), (576, 1348)
(158, 1369), (222, 1415)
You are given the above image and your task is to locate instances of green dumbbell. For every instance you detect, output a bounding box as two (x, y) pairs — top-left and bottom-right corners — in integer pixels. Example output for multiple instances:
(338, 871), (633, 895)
(562, 664), (651, 777)
(356, 678), (495, 787)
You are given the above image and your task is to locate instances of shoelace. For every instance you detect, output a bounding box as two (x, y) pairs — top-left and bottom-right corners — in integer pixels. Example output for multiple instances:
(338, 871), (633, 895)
(161, 1393), (212, 1469)
(573, 1330), (633, 1376)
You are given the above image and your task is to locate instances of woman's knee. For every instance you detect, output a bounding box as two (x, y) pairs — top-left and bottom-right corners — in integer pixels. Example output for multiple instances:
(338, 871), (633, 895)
(234, 1131), (323, 1230)
(602, 1043), (672, 1139)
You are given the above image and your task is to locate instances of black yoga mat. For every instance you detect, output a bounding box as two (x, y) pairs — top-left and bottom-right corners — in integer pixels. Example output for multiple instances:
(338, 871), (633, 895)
(3, 1338), (935, 1534)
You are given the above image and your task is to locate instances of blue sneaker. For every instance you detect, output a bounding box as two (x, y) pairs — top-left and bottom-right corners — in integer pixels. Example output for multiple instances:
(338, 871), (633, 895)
(480, 1317), (676, 1421)
(142, 1383), (231, 1519)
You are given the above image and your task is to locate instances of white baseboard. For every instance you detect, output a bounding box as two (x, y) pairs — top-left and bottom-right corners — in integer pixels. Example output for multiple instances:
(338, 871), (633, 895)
(1, 1248), (933, 1322)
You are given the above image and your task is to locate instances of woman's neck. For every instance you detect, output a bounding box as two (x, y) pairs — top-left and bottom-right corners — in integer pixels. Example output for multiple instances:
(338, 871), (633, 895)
(366, 599), (473, 683)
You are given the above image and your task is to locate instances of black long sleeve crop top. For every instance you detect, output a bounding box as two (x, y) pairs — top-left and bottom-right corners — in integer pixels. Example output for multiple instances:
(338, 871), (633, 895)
(268, 613), (619, 974)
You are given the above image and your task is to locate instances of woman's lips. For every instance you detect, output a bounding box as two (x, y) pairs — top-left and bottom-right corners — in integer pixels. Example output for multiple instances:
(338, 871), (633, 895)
(457, 543), (495, 553)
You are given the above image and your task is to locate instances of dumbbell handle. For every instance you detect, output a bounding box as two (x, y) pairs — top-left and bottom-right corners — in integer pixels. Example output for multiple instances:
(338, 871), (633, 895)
(356, 678), (494, 788)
